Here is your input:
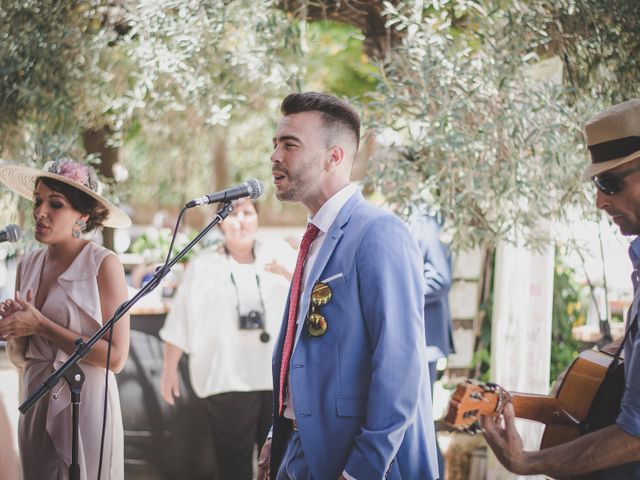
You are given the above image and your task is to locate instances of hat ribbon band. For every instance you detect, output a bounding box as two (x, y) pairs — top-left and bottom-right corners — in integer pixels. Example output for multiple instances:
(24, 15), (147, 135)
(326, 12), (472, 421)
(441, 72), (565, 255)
(589, 135), (640, 164)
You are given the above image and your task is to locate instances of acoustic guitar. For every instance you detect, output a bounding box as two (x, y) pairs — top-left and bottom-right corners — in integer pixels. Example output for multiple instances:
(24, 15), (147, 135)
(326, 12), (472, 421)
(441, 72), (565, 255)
(445, 348), (625, 479)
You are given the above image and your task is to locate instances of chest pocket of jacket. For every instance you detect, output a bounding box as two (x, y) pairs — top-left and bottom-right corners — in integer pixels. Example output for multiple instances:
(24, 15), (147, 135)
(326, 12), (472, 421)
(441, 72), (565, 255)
(320, 272), (347, 288)
(335, 395), (365, 418)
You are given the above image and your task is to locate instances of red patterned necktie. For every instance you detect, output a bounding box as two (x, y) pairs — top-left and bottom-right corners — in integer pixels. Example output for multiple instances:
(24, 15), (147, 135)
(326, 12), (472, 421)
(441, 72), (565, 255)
(278, 222), (320, 415)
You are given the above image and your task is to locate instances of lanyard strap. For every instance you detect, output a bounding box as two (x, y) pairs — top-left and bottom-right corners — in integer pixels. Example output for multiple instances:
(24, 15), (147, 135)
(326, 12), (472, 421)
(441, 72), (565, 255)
(224, 245), (267, 318)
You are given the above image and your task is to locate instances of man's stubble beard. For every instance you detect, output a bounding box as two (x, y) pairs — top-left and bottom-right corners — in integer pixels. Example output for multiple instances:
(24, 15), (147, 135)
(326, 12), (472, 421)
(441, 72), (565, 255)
(275, 189), (296, 202)
(276, 154), (322, 204)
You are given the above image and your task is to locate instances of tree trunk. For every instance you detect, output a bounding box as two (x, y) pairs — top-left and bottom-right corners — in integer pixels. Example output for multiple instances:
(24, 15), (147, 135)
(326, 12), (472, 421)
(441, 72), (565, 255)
(211, 129), (229, 192)
(83, 126), (118, 251)
(276, 0), (403, 60)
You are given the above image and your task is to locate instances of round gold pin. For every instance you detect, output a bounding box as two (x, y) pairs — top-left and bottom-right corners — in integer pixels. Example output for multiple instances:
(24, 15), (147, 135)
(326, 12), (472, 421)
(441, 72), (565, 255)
(311, 282), (332, 306)
(308, 313), (328, 337)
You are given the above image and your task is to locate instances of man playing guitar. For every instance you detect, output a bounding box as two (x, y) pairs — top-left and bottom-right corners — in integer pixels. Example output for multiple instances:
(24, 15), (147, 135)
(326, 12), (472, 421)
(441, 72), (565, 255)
(482, 99), (640, 478)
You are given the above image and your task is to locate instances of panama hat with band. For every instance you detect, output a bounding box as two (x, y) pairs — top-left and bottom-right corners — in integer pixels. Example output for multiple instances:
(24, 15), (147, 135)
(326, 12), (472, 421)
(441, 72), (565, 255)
(0, 158), (131, 228)
(582, 98), (640, 179)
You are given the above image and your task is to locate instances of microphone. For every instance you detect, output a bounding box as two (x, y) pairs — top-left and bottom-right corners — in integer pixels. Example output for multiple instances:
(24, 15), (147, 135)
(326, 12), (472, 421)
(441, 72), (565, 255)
(0, 224), (21, 243)
(186, 178), (263, 208)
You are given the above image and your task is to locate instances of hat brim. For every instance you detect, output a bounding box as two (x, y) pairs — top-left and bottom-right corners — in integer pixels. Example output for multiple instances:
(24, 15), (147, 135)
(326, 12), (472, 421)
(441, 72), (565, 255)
(0, 165), (131, 228)
(582, 150), (640, 179)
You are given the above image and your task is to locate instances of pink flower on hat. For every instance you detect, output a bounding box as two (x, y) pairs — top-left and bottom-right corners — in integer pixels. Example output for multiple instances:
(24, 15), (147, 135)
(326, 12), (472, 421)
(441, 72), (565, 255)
(45, 158), (99, 192)
(60, 162), (90, 185)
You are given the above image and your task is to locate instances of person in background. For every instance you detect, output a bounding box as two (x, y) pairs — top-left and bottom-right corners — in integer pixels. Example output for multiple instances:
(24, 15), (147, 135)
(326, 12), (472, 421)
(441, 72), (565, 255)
(259, 92), (439, 479)
(482, 99), (640, 478)
(408, 210), (454, 479)
(159, 197), (295, 480)
(0, 158), (131, 479)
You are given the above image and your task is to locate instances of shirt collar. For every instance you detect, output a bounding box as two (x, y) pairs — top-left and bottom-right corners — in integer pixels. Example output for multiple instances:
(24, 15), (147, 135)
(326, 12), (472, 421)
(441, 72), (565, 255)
(309, 183), (360, 234)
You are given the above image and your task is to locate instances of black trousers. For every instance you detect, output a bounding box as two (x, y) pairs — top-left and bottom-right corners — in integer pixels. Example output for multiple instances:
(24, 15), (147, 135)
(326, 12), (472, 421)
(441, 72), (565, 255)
(201, 390), (273, 480)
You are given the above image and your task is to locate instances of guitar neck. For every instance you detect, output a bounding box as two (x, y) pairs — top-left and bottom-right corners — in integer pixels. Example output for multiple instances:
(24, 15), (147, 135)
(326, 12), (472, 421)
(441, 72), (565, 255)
(511, 392), (577, 427)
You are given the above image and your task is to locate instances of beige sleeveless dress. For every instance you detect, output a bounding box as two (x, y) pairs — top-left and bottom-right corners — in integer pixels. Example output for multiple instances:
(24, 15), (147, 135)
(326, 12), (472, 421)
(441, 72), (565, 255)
(7, 242), (124, 480)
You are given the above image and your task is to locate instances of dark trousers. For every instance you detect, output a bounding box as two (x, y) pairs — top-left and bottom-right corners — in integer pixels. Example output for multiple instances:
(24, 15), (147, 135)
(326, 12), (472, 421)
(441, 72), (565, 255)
(202, 390), (273, 480)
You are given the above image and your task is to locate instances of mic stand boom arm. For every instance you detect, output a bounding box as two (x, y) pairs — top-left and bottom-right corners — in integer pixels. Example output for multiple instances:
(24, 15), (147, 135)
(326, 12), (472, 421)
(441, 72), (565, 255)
(19, 202), (234, 480)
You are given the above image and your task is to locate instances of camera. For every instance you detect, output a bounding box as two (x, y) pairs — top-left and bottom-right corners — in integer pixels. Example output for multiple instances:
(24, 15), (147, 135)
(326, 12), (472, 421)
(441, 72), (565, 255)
(239, 310), (265, 330)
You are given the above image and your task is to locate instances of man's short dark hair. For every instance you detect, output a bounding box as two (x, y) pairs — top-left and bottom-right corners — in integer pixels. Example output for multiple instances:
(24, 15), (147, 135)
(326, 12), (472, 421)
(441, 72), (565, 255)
(280, 92), (361, 150)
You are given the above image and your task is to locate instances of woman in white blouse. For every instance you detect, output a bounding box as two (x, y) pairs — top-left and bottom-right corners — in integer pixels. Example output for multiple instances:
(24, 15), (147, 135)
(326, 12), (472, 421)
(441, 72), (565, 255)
(159, 198), (294, 480)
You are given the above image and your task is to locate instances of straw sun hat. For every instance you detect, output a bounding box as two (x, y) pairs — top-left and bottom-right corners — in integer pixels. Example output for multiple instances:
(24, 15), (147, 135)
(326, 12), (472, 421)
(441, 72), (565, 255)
(0, 158), (131, 228)
(582, 98), (640, 179)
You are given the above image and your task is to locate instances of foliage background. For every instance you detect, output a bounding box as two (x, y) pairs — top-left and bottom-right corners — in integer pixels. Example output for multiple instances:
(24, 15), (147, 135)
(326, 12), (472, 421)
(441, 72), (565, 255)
(2, 0), (639, 240)
(551, 250), (588, 382)
(2, 0), (639, 379)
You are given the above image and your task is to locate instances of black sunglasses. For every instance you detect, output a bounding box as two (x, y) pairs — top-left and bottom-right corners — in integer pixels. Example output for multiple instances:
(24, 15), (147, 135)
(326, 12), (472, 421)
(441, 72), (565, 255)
(592, 165), (640, 196)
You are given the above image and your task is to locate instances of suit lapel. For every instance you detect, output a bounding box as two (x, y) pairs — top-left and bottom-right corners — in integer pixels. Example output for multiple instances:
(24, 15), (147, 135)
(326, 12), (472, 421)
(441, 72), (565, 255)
(293, 192), (363, 345)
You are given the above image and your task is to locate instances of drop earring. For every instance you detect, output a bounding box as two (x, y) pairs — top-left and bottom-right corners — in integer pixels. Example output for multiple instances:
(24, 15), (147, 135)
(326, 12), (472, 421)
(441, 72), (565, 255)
(72, 218), (87, 239)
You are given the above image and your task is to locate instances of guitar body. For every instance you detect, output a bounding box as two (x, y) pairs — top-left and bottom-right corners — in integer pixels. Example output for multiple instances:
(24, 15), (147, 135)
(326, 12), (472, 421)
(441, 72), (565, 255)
(540, 349), (624, 480)
(446, 348), (625, 480)
(540, 349), (618, 449)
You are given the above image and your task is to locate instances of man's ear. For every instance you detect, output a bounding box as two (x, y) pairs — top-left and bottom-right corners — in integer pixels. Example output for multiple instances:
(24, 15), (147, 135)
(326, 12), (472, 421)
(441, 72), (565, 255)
(326, 145), (345, 172)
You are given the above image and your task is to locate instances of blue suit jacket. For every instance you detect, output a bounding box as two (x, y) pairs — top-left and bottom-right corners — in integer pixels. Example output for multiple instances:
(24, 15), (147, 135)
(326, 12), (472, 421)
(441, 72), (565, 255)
(408, 215), (454, 359)
(271, 193), (439, 479)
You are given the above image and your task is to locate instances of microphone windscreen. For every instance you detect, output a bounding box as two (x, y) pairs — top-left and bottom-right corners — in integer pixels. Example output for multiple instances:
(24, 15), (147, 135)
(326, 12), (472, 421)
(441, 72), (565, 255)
(246, 178), (263, 199)
(6, 224), (21, 242)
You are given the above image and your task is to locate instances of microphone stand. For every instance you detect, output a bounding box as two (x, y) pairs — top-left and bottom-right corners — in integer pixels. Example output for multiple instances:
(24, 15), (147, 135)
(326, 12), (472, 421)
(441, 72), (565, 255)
(19, 201), (234, 480)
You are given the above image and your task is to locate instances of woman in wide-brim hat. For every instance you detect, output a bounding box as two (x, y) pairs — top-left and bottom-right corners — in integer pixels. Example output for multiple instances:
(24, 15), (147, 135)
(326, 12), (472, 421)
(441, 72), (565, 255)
(0, 158), (130, 480)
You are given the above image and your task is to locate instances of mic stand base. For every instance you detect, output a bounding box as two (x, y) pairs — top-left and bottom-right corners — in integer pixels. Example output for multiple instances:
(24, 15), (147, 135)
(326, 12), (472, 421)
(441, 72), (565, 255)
(63, 363), (85, 480)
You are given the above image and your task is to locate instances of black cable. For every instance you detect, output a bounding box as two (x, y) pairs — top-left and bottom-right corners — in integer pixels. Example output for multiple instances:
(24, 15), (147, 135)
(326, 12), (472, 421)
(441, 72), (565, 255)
(96, 318), (115, 480)
(161, 206), (189, 276)
(96, 207), (188, 479)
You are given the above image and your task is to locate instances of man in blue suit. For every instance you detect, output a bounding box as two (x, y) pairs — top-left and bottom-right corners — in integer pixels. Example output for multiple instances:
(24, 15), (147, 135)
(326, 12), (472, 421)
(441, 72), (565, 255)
(408, 213), (454, 480)
(407, 213), (454, 381)
(258, 92), (439, 479)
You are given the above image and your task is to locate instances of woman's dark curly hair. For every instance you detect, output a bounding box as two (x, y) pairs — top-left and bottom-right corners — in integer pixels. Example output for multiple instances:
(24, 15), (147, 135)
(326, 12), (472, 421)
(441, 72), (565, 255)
(36, 177), (109, 232)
